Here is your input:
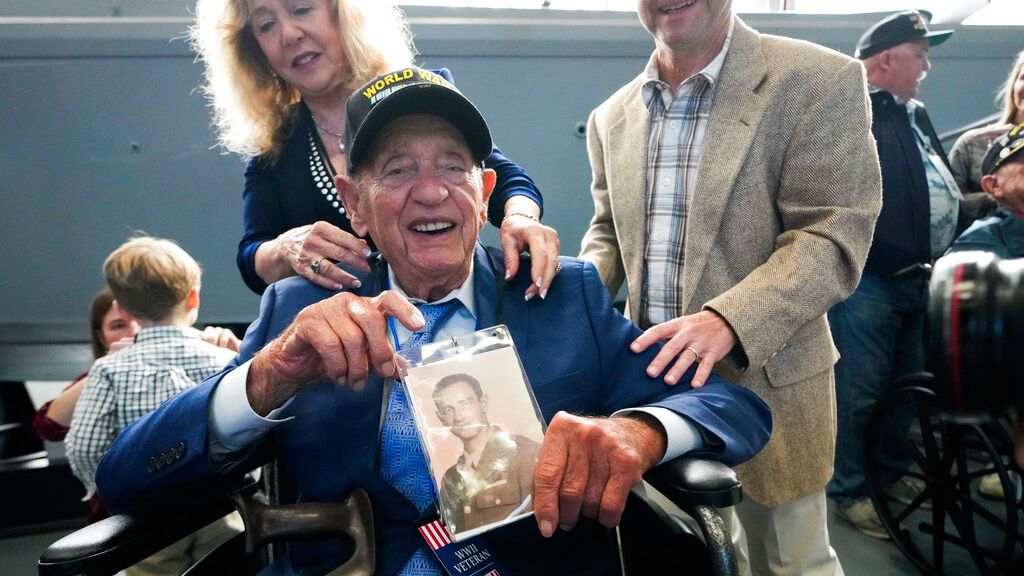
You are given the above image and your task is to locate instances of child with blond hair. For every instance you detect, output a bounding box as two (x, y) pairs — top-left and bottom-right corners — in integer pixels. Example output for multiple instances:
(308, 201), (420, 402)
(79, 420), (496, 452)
(65, 235), (241, 575)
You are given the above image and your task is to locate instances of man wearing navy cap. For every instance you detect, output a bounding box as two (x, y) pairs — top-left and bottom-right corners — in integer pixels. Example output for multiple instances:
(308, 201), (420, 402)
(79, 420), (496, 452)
(828, 10), (961, 539)
(948, 122), (1024, 257)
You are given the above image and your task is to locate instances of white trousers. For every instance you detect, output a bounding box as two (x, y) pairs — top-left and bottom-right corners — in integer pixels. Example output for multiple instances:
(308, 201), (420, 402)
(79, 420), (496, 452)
(727, 489), (844, 576)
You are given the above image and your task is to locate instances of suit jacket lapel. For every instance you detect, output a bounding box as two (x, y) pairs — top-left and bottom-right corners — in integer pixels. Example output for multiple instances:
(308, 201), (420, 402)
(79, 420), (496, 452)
(473, 244), (528, 356)
(607, 75), (652, 308)
(681, 18), (768, 312)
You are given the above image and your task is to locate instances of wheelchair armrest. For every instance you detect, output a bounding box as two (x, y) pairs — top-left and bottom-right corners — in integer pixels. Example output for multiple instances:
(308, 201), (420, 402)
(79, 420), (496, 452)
(38, 480), (257, 576)
(642, 456), (741, 576)
(643, 455), (742, 511)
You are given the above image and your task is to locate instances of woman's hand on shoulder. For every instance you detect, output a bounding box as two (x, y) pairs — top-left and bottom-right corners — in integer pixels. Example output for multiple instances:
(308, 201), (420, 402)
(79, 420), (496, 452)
(500, 197), (561, 300)
(267, 221), (372, 290)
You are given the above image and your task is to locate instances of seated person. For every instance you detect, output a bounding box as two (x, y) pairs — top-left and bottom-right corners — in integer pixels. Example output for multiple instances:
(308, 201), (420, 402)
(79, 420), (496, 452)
(32, 287), (139, 523)
(65, 236), (242, 575)
(947, 122), (1024, 258)
(96, 68), (772, 576)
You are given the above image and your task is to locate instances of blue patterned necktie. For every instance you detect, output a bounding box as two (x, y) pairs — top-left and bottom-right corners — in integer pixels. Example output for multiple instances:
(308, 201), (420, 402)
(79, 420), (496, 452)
(382, 297), (466, 508)
(381, 300), (463, 576)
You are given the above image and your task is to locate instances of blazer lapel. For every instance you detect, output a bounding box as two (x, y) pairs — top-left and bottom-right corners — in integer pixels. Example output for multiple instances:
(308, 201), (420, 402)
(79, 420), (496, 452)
(607, 76), (653, 308)
(681, 18), (768, 312)
(473, 244), (528, 356)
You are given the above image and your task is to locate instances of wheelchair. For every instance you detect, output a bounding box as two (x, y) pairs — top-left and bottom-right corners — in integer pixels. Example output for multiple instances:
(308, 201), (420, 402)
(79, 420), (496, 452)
(863, 372), (1024, 575)
(38, 455), (743, 576)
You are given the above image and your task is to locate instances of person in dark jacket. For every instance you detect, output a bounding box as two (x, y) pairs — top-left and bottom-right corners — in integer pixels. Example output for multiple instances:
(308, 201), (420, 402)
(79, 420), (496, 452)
(828, 10), (960, 539)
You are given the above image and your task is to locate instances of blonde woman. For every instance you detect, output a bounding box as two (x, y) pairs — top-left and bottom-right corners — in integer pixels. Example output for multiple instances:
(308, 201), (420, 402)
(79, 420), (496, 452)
(949, 49), (1024, 220)
(192, 0), (559, 296)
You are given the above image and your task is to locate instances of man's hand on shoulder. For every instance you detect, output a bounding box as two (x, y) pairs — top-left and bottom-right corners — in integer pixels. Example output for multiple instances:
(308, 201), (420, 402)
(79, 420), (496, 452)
(630, 310), (738, 388)
(533, 412), (667, 537)
(246, 290), (424, 416)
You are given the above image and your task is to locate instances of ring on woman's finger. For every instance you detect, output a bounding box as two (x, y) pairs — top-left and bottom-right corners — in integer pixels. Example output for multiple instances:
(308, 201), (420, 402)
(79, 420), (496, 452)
(555, 262), (563, 274)
(685, 346), (702, 362)
(310, 258), (324, 275)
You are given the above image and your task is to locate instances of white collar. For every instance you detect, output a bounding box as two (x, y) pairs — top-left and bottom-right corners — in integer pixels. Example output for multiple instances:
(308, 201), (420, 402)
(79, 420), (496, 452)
(387, 259), (477, 318)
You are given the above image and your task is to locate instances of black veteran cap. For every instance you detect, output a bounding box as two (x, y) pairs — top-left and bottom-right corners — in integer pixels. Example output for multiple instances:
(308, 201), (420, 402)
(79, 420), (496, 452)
(345, 67), (492, 172)
(855, 10), (953, 60)
(982, 122), (1024, 176)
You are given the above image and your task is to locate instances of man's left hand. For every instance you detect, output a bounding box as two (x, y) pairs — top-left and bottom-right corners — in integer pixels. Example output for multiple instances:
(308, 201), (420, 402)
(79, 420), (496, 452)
(533, 412), (666, 537)
(630, 310), (738, 388)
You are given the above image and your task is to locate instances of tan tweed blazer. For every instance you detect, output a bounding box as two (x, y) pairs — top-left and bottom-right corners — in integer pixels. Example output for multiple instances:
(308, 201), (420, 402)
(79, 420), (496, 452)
(580, 18), (882, 507)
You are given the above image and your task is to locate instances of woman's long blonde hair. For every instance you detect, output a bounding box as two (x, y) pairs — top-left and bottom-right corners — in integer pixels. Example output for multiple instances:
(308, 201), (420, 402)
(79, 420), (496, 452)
(997, 49), (1024, 125)
(190, 0), (415, 160)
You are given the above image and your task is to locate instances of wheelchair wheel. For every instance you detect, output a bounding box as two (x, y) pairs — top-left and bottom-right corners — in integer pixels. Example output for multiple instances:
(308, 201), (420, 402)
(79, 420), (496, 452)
(864, 377), (1023, 574)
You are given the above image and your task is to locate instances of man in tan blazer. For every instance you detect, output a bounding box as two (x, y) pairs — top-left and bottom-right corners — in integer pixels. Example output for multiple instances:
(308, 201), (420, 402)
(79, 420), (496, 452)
(579, 2), (882, 575)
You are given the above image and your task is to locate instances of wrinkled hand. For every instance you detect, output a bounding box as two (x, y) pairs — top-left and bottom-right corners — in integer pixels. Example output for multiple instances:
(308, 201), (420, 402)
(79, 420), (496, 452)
(631, 310), (738, 388)
(500, 215), (560, 300)
(533, 412), (666, 537)
(247, 291), (423, 416)
(277, 221), (371, 290)
(107, 336), (135, 354)
(200, 326), (241, 352)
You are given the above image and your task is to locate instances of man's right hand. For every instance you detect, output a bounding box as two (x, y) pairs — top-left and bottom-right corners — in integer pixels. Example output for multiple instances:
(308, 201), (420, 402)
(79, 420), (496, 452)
(246, 290), (424, 416)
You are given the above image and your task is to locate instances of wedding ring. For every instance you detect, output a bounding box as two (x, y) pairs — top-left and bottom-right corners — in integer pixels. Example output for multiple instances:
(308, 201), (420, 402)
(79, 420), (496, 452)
(555, 262), (562, 274)
(310, 258), (324, 275)
(686, 346), (702, 362)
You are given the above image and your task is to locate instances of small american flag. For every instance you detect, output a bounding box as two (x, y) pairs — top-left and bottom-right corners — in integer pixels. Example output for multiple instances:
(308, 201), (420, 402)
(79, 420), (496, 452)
(418, 519), (452, 551)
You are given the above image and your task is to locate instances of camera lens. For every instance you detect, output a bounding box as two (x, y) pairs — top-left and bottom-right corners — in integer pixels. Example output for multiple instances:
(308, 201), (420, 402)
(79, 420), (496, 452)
(928, 252), (1024, 416)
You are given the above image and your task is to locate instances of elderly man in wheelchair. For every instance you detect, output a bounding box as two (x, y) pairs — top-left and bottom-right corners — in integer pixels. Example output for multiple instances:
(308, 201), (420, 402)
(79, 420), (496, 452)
(42, 68), (771, 576)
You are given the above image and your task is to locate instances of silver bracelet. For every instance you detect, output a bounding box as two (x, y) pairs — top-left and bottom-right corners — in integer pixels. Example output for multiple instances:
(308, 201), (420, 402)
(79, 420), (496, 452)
(503, 211), (540, 223)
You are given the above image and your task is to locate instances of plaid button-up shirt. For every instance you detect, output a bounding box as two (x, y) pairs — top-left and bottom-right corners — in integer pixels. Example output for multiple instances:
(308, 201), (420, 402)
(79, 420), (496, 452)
(66, 325), (235, 497)
(639, 24), (732, 326)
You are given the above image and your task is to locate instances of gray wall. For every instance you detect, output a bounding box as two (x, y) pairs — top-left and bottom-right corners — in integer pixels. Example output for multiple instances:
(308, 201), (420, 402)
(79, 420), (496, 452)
(1, 2), (1021, 342)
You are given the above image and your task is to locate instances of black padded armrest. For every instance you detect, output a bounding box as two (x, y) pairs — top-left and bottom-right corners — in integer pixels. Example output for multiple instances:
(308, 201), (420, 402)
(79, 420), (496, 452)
(643, 456), (742, 510)
(38, 480), (257, 576)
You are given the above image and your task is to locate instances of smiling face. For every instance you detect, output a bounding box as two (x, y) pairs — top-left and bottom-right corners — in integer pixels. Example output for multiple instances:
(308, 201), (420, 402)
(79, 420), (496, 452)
(434, 379), (489, 442)
(637, 0), (732, 58)
(98, 305), (139, 353)
(339, 114), (495, 301)
(246, 0), (348, 101)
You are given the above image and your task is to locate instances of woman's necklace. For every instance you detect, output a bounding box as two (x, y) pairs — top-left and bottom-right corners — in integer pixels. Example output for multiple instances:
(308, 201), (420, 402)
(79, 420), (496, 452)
(311, 113), (346, 154)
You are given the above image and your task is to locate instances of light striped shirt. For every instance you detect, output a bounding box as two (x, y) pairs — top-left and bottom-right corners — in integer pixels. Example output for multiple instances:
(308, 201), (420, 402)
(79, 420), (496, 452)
(66, 325), (235, 497)
(639, 23), (733, 326)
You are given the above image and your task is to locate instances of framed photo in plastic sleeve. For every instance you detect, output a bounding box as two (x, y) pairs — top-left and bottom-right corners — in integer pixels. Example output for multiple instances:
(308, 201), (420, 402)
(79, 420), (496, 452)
(396, 325), (546, 541)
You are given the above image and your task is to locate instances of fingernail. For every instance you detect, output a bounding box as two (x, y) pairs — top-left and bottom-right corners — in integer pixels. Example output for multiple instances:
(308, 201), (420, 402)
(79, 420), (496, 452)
(630, 343), (641, 352)
(362, 247), (372, 257)
(336, 284), (345, 291)
(559, 523), (574, 532)
(535, 277), (543, 288)
(413, 310), (425, 324)
(505, 270), (512, 280)
(665, 375), (677, 385)
(351, 279), (362, 289)
(540, 289), (548, 300)
(540, 520), (554, 538)
(525, 292), (535, 302)
(380, 361), (393, 375)
(647, 366), (660, 377)
(692, 379), (703, 388)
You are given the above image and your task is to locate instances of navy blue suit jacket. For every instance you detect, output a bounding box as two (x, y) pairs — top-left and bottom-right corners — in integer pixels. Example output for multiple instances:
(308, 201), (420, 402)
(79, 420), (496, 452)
(97, 245), (770, 575)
